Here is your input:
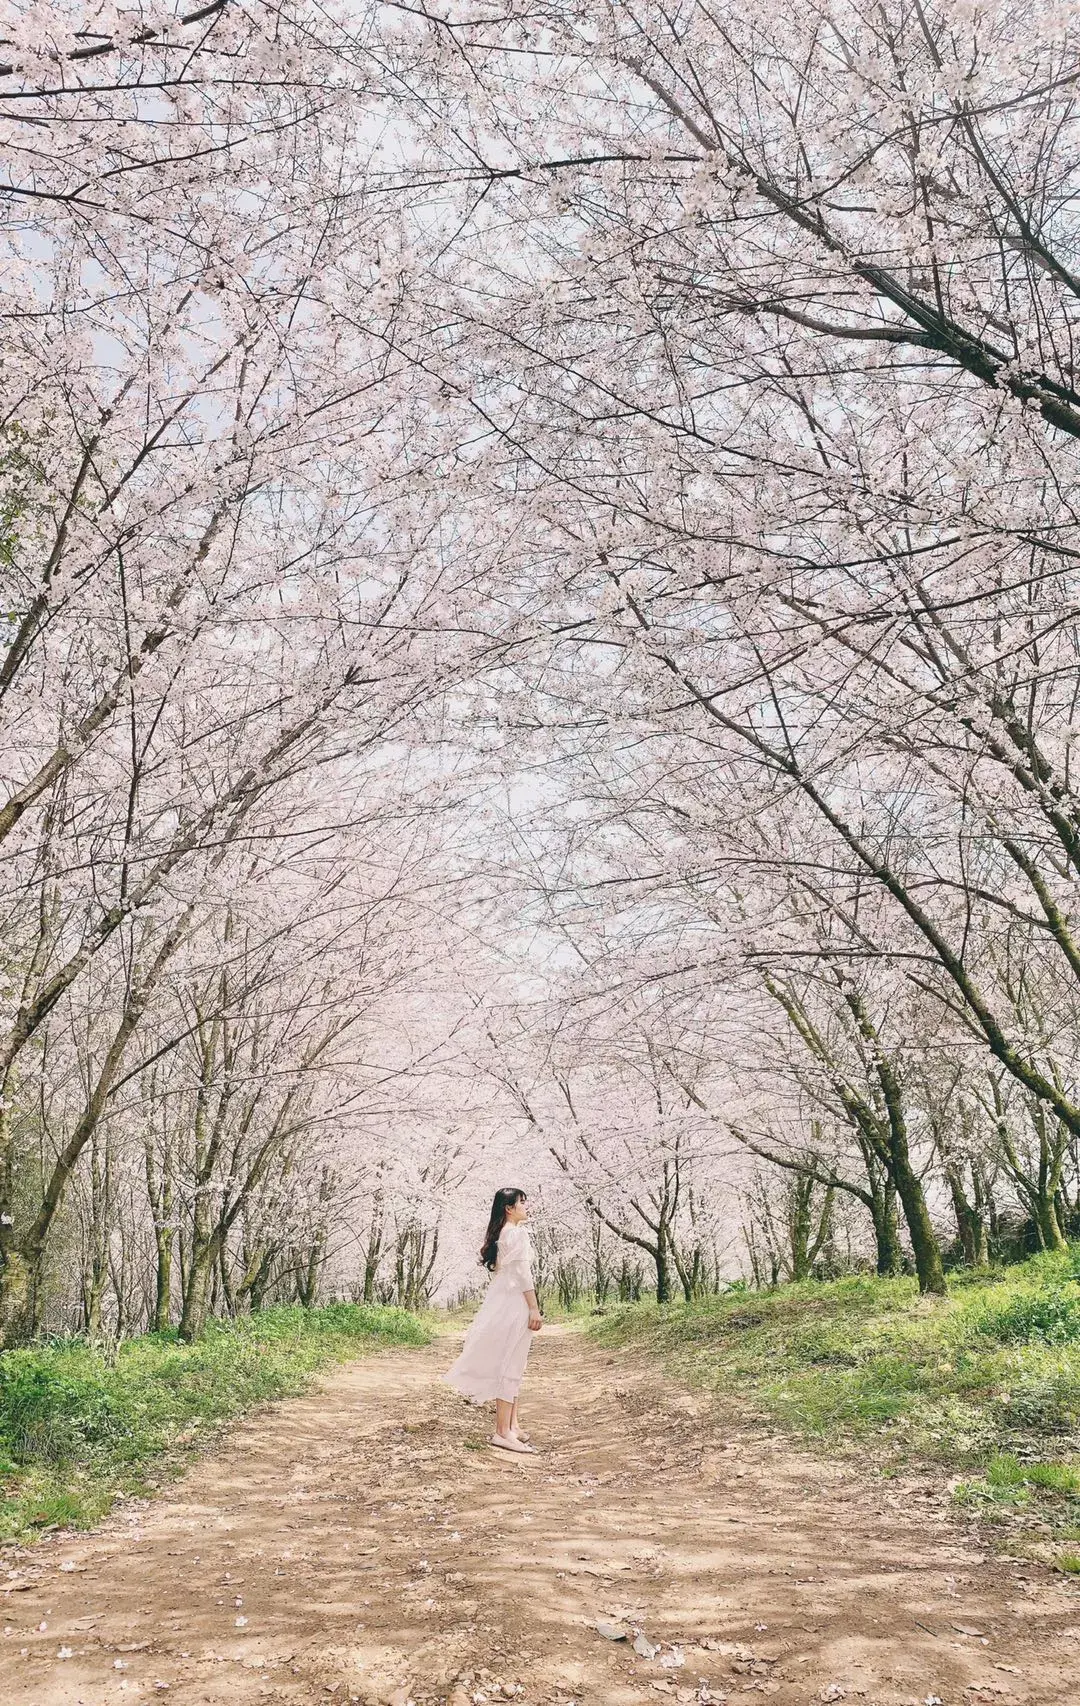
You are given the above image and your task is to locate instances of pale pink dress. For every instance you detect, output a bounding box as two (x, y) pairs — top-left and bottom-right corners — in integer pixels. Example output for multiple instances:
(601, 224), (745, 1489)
(444, 1223), (536, 1403)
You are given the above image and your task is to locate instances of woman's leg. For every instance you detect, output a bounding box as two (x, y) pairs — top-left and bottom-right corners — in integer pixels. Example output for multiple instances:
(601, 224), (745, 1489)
(491, 1398), (535, 1453)
(509, 1399), (529, 1441)
(490, 1394), (534, 1453)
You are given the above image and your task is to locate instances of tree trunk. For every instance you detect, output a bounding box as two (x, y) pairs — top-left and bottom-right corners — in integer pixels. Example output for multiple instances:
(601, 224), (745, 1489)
(179, 1244), (214, 1341)
(179, 1169), (218, 1340)
(870, 1179), (902, 1276)
(217, 1236), (236, 1316)
(591, 1221), (611, 1303)
(891, 1150), (946, 1294)
(362, 1191), (384, 1303)
(1034, 1193), (1068, 1253)
(297, 1231), (325, 1307)
(145, 1125), (174, 1337)
(945, 1162), (990, 1268)
(789, 1174), (813, 1280)
(249, 1244), (277, 1310)
(152, 1219), (174, 1333)
(0, 1247), (36, 1347)
(109, 1232), (130, 1342)
(83, 1126), (110, 1339)
(236, 1231), (279, 1311)
(84, 1262), (107, 1338)
(857, 1001), (946, 1295)
(971, 1167), (993, 1266)
(994, 1087), (1069, 1254)
(654, 1236), (672, 1303)
(0, 914), (193, 1347)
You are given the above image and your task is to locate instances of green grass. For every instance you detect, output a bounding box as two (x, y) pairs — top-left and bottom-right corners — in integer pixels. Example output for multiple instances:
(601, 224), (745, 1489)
(590, 1250), (1080, 1547)
(0, 1302), (429, 1544)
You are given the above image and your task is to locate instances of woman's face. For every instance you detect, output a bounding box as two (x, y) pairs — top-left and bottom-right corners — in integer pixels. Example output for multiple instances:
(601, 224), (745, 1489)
(505, 1196), (528, 1224)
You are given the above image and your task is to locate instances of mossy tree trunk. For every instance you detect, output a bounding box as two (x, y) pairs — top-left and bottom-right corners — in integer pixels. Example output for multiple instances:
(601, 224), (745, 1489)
(82, 1125), (112, 1338)
(869, 1173), (903, 1276)
(143, 1100), (176, 1332)
(151, 1218), (174, 1334)
(944, 1162), (990, 1267)
(992, 1079), (1069, 1254)
(741, 1170), (835, 1286)
(829, 988), (946, 1296)
(361, 1187), (385, 1303)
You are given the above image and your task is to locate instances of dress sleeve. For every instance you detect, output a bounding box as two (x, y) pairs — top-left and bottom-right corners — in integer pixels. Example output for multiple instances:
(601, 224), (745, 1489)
(500, 1225), (535, 1290)
(518, 1229), (535, 1291)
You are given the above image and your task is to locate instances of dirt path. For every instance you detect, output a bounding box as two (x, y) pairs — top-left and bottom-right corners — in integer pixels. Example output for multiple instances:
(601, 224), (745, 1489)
(1, 1325), (1078, 1706)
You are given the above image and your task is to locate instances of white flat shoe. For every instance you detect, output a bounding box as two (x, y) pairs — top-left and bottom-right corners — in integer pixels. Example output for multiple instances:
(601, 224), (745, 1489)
(488, 1433), (535, 1454)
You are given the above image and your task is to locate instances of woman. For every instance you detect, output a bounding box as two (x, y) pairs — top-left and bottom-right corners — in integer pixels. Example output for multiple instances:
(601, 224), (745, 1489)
(444, 1187), (543, 1454)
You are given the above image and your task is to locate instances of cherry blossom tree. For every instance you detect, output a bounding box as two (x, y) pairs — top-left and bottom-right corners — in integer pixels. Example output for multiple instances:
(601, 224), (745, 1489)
(0, 4), (511, 1337)
(8, 1), (1080, 1332)
(363, 0), (1080, 1283)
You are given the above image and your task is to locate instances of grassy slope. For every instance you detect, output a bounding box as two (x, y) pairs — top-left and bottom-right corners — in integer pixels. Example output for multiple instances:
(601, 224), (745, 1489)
(590, 1250), (1080, 1568)
(0, 1302), (429, 1545)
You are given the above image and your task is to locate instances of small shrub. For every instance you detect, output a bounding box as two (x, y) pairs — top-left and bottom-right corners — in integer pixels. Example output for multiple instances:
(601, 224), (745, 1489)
(953, 1457), (1034, 1510)
(788, 1322), (861, 1367)
(1025, 1461), (1080, 1495)
(985, 1454), (1028, 1490)
(977, 1291), (1080, 1346)
(0, 1362), (127, 1461)
(26, 1489), (87, 1530)
(996, 1365), (1080, 1433)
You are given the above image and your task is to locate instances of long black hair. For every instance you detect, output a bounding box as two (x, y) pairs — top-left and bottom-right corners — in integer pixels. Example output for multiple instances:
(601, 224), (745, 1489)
(480, 1187), (527, 1270)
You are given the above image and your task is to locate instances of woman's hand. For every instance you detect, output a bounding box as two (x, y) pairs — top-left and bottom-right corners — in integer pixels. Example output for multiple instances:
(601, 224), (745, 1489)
(528, 1309), (543, 1332)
